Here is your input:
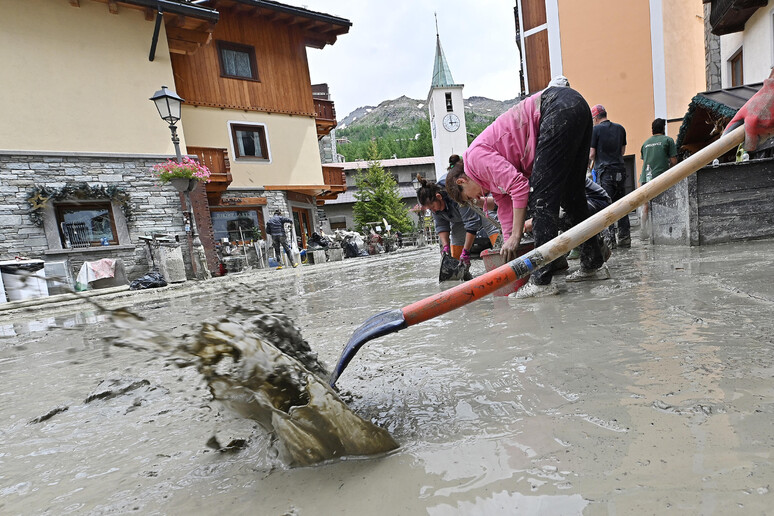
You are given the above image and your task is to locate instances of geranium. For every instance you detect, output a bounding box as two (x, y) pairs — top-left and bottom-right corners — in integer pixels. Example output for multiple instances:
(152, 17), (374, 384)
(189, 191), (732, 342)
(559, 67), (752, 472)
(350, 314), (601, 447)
(151, 156), (211, 184)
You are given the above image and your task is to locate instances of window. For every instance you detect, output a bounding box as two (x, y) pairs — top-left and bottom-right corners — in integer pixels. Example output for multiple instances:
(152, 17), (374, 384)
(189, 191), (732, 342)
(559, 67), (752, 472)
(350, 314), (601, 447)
(55, 202), (118, 248)
(445, 92), (453, 112)
(230, 123), (270, 160)
(211, 209), (263, 243)
(730, 48), (743, 87)
(217, 41), (259, 81)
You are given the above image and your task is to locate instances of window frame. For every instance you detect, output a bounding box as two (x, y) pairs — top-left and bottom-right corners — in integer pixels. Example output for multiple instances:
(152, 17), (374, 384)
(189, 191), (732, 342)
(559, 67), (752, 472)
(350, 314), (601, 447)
(54, 201), (119, 248)
(216, 40), (260, 82)
(228, 122), (271, 162)
(209, 207), (265, 244)
(729, 47), (743, 87)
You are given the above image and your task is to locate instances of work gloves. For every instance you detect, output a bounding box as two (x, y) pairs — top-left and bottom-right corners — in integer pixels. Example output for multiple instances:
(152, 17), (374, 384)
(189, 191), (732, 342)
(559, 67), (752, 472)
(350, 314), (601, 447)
(460, 248), (471, 267)
(442, 244), (450, 255)
(724, 68), (774, 151)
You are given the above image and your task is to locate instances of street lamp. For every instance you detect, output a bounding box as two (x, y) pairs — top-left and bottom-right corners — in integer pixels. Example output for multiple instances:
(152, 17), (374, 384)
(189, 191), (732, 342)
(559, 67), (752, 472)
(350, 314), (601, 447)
(412, 176), (421, 191)
(149, 85), (210, 280)
(150, 85), (184, 162)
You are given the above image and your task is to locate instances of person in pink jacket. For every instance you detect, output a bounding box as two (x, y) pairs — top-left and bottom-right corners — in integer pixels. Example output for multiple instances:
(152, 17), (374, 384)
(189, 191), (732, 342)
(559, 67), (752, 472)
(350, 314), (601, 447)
(445, 86), (607, 298)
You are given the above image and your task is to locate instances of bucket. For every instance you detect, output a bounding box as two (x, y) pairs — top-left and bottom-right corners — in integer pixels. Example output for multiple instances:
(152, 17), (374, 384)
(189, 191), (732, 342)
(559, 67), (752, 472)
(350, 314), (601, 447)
(479, 241), (535, 297)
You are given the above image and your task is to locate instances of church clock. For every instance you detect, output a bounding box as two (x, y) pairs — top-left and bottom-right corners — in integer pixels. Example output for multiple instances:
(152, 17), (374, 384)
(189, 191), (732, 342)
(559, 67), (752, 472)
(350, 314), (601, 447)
(442, 113), (460, 132)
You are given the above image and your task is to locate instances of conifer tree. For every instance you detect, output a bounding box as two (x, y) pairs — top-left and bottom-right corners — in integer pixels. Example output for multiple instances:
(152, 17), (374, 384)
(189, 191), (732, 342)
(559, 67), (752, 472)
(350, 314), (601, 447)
(352, 142), (413, 233)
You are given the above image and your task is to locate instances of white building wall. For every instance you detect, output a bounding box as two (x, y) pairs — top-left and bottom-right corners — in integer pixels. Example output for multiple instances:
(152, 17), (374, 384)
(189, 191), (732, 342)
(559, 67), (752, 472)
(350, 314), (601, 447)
(428, 85), (468, 179)
(720, 1), (774, 87)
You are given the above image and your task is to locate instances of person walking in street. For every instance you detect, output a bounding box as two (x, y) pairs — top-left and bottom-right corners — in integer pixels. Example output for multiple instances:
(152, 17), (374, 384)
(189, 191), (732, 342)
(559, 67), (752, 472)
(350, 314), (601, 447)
(266, 210), (297, 269)
(639, 118), (677, 187)
(415, 174), (499, 268)
(589, 104), (630, 248)
(445, 85), (607, 299)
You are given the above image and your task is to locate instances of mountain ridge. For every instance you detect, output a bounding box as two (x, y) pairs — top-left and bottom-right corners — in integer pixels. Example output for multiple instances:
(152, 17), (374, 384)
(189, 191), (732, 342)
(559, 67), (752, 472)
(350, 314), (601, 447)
(338, 95), (522, 130)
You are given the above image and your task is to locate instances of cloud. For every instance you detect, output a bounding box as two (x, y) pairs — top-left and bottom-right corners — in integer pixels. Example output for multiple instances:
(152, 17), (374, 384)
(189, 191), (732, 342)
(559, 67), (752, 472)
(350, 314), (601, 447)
(300, 0), (521, 117)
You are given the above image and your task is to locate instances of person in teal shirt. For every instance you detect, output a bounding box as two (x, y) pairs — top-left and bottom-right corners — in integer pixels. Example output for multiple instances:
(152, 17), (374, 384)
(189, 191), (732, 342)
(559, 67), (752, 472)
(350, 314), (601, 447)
(639, 118), (677, 187)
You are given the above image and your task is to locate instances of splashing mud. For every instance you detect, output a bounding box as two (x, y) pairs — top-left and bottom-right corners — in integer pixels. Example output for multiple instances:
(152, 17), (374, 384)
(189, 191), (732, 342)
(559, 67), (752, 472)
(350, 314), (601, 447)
(108, 303), (397, 466)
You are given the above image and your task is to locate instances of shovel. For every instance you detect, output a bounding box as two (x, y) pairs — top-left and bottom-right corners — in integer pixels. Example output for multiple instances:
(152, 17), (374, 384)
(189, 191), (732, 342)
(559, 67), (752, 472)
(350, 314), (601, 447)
(329, 126), (745, 387)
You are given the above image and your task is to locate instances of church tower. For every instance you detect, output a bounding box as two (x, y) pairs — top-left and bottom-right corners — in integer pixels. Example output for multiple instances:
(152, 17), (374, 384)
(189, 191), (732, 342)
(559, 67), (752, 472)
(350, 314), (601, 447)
(427, 25), (467, 180)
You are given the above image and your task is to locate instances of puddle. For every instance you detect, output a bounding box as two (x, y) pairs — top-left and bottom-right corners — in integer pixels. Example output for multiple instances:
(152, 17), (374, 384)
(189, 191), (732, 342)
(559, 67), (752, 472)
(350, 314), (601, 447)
(2, 242), (774, 513)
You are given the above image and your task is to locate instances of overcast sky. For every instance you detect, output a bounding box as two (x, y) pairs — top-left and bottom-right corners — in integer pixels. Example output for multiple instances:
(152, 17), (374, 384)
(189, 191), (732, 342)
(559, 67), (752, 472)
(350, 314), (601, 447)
(291, 0), (522, 118)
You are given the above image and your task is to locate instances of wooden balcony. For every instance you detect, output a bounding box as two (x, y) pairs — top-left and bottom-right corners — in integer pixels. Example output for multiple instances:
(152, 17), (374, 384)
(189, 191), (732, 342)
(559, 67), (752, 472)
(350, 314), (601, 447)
(314, 98), (338, 138)
(709, 0), (767, 35)
(316, 165), (347, 203)
(186, 146), (232, 205)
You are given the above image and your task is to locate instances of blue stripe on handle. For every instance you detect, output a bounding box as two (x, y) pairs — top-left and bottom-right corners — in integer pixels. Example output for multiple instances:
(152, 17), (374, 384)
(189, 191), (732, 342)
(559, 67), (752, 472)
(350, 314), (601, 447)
(524, 258), (534, 271)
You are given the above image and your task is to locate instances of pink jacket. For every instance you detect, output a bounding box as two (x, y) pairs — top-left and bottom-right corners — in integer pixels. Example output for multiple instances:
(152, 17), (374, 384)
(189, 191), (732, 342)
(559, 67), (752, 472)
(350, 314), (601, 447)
(463, 92), (542, 240)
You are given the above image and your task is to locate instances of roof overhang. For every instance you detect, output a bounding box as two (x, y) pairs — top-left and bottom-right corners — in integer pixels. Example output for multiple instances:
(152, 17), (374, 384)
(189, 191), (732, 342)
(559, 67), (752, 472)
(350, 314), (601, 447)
(677, 82), (762, 155)
(207, 0), (351, 48)
(101, 0), (220, 22)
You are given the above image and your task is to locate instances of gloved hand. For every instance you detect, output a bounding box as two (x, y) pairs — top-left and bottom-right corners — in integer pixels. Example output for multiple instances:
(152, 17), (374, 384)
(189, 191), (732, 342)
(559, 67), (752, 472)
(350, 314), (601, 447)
(724, 69), (774, 151)
(442, 244), (450, 255)
(460, 248), (471, 267)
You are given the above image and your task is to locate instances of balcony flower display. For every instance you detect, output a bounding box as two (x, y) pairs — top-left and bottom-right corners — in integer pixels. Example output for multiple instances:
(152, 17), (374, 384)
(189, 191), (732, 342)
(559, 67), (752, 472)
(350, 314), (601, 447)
(152, 156), (211, 185)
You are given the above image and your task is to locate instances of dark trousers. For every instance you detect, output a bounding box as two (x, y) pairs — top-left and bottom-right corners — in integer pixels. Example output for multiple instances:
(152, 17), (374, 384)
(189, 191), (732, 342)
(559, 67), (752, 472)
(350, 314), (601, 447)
(598, 168), (630, 240)
(530, 87), (604, 285)
(272, 234), (293, 263)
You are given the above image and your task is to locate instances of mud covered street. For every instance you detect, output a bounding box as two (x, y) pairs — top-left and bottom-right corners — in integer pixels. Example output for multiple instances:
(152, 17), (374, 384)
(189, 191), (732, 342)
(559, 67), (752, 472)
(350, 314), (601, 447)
(2, 240), (774, 514)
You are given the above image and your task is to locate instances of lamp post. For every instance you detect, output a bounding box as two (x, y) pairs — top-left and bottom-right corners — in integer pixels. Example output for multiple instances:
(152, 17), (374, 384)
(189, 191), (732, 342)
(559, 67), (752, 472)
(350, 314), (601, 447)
(150, 85), (210, 279)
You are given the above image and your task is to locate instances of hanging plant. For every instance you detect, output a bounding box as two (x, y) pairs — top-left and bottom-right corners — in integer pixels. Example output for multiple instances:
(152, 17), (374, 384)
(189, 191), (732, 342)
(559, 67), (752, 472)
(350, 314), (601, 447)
(26, 183), (133, 227)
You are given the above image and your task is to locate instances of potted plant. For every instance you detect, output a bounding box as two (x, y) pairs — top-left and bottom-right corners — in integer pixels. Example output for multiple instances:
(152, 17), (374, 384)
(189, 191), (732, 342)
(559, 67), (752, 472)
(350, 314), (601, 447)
(152, 156), (211, 193)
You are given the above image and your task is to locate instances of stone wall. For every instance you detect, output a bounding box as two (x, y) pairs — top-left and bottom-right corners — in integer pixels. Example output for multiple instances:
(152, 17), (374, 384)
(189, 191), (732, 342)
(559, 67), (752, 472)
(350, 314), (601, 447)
(0, 152), (190, 281)
(704, 4), (722, 91)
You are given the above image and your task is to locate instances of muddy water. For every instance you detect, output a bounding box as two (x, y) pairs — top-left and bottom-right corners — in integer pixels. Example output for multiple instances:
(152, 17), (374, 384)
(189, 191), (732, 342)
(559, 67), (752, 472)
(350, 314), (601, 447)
(2, 241), (774, 514)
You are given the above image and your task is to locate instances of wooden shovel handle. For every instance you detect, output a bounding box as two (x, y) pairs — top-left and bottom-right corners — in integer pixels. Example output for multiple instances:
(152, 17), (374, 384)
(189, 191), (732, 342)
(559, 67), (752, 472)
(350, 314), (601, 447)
(402, 125), (745, 326)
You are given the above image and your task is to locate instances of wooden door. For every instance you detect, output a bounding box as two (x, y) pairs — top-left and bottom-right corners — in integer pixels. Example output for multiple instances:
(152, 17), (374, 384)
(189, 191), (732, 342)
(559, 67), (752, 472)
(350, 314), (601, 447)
(292, 207), (312, 248)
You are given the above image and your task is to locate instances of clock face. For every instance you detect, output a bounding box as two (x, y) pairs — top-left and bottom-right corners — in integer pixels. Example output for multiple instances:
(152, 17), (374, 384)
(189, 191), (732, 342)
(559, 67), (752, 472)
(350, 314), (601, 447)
(443, 113), (461, 132)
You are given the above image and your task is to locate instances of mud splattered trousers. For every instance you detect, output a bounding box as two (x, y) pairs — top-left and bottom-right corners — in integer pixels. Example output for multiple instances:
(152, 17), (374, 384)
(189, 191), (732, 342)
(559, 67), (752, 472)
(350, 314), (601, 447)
(598, 167), (630, 242)
(272, 234), (294, 264)
(529, 87), (604, 286)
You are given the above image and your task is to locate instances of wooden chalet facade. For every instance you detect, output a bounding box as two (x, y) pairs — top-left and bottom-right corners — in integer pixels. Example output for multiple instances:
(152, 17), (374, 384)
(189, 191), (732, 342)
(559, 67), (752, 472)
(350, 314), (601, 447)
(0, 0), (349, 288)
(171, 0), (350, 252)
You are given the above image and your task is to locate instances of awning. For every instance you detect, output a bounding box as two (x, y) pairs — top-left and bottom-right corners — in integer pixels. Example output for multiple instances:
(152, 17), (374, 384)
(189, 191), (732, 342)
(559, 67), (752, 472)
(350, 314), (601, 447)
(676, 82), (762, 155)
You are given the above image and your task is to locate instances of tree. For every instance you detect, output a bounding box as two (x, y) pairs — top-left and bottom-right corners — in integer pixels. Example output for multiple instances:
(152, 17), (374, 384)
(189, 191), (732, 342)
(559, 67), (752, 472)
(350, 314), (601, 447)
(352, 142), (413, 233)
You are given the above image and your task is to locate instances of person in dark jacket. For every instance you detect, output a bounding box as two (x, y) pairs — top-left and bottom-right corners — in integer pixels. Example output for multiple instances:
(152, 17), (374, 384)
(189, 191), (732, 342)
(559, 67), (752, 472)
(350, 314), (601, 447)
(415, 174), (499, 267)
(266, 210), (297, 269)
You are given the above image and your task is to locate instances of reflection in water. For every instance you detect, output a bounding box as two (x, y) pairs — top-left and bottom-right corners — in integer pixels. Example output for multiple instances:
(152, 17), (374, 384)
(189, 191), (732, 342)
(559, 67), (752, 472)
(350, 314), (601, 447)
(2, 242), (774, 513)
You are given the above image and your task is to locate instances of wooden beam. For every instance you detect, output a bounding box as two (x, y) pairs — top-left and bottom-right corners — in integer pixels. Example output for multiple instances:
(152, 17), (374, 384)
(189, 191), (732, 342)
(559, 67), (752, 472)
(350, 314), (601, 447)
(168, 39), (201, 55)
(69, 0), (80, 7)
(166, 27), (212, 46)
(108, 0), (118, 14)
(144, 7), (155, 21)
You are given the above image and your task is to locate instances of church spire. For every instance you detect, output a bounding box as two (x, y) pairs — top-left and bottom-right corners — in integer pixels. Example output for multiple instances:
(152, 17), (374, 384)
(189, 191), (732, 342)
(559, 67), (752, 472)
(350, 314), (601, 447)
(431, 14), (455, 88)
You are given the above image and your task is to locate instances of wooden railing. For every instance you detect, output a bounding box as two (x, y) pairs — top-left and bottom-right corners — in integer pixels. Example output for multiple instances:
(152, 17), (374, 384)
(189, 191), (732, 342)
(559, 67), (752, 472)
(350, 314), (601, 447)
(322, 166), (345, 186)
(187, 147), (231, 184)
(314, 98), (336, 122)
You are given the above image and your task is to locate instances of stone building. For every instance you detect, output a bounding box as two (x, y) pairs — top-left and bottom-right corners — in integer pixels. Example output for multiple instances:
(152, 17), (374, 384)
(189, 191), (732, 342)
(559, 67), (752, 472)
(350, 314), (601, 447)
(0, 0), (349, 291)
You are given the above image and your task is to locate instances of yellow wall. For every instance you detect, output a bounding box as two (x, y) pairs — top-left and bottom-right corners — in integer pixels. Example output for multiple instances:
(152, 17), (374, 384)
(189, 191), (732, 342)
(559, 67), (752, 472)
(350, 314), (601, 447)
(180, 106), (324, 188)
(558, 0), (654, 170)
(0, 0), (184, 154)
(663, 0), (706, 123)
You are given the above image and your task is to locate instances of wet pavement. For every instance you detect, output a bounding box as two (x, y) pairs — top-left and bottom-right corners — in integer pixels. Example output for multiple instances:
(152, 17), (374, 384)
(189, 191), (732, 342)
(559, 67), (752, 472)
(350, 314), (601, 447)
(1, 238), (773, 514)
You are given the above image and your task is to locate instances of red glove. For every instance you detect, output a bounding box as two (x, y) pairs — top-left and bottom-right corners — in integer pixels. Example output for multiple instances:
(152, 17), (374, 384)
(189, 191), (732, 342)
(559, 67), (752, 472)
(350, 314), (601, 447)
(724, 69), (774, 151)
(442, 244), (450, 255)
(460, 248), (471, 267)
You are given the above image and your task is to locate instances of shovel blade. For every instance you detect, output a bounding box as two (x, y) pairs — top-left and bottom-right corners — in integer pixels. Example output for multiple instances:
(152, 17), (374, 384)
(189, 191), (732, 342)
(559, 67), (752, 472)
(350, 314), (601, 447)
(329, 309), (406, 387)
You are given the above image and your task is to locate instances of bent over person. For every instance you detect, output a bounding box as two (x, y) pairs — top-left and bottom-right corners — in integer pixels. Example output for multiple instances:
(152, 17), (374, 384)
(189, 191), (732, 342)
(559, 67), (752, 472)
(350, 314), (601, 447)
(266, 210), (297, 269)
(415, 174), (499, 267)
(445, 86), (607, 299)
